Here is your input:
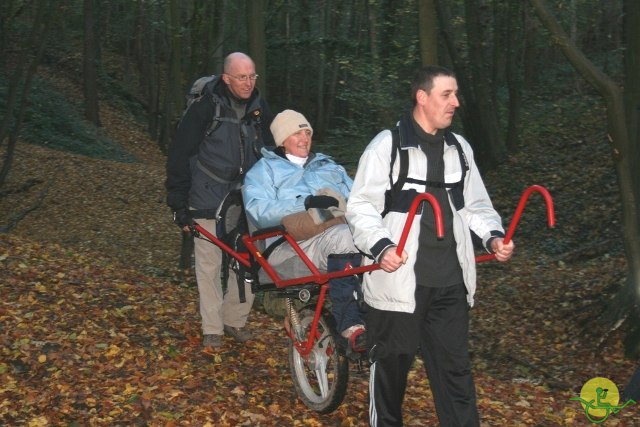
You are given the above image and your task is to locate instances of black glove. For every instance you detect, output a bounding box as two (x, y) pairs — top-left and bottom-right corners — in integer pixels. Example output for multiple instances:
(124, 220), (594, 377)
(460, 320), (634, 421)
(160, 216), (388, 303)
(304, 195), (339, 210)
(173, 208), (194, 228)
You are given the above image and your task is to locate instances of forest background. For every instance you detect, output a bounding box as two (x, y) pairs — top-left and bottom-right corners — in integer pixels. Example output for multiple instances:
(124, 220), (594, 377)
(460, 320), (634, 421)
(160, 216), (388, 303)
(1, 0), (640, 425)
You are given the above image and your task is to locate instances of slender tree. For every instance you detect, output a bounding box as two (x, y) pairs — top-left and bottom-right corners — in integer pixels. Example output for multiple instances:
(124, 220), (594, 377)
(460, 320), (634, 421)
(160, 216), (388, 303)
(211, 0), (226, 73)
(159, 0), (184, 151)
(504, 0), (525, 150)
(0, 1), (58, 187)
(312, 2), (328, 141)
(247, 0), (267, 97)
(624, 1), (640, 197)
(320, 1), (351, 136)
(418, 0), (438, 65)
(83, 0), (101, 127)
(0, 1), (20, 67)
(463, 0), (506, 168)
(434, 0), (504, 170)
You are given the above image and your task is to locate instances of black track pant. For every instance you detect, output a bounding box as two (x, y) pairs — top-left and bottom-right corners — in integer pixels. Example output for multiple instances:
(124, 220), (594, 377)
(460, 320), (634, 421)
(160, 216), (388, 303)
(367, 283), (480, 427)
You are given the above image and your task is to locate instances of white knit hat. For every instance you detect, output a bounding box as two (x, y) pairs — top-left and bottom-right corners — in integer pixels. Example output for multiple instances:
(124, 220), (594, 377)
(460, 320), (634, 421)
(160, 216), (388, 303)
(270, 110), (313, 147)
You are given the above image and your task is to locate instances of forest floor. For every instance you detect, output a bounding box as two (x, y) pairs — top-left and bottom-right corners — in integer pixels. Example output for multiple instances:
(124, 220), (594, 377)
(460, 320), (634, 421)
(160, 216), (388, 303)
(1, 71), (639, 426)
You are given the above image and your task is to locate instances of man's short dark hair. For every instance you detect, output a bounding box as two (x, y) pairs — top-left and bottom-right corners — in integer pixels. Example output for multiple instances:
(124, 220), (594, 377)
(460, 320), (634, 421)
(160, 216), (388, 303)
(411, 65), (456, 105)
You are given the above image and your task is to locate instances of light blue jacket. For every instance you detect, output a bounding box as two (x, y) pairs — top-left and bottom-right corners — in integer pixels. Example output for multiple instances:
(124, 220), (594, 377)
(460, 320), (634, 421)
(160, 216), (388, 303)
(243, 147), (353, 229)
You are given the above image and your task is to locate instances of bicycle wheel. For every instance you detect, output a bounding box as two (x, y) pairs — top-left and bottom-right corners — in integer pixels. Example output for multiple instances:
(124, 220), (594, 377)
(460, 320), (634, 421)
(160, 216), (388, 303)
(288, 307), (349, 413)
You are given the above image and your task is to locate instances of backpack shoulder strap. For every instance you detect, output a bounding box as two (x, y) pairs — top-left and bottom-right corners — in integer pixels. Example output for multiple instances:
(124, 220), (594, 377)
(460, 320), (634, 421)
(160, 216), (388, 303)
(444, 131), (469, 210)
(382, 127), (408, 217)
(393, 128), (409, 195)
(444, 131), (468, 175)
(205, 101), (222, 136)
(201, 79), (243, 136)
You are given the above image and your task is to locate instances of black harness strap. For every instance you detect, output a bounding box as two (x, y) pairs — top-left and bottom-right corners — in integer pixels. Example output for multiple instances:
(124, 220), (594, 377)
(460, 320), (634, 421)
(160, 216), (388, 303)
(443, 131), (468, 211)
(382, 123), (470, 216)
(382, 128), (409, 218)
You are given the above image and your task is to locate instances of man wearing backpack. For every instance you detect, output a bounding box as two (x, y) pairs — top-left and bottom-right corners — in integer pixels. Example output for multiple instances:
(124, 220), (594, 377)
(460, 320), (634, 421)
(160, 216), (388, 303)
(166, 52), (273, 350)
(346, 65), (514, 426)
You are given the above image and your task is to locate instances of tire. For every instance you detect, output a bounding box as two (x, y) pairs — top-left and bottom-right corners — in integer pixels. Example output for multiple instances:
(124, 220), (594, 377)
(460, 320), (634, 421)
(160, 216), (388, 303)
(288, 307), (349, 413)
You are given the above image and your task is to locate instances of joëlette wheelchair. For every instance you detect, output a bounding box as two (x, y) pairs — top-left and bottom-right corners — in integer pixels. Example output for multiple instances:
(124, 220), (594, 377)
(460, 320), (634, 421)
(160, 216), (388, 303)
(190, 185), (555, 414)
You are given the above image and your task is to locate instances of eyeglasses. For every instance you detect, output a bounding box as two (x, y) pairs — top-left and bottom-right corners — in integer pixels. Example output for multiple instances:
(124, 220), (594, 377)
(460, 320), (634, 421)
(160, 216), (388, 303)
(227, 73), (259, 82)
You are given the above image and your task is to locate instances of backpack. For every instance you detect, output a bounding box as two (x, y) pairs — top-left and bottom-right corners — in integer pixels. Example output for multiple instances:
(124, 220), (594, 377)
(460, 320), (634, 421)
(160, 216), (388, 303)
(215, 188), (248, 250)
(178, 74), (224, 136)
(215, 188), (252, 302)
(382, 124), (469, 217)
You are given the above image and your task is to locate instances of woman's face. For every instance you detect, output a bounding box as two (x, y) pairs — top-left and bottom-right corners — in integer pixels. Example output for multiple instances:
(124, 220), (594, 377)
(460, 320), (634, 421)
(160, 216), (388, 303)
(282, 129), (312, 157)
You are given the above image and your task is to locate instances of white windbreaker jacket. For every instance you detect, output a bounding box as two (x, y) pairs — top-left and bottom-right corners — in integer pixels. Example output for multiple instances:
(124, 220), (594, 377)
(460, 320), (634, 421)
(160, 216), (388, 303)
(346, 129), (504, 313)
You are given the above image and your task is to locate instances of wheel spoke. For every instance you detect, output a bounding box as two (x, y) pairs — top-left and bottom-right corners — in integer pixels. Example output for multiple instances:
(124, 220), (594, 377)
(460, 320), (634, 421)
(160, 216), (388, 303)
(314, 363), (329, 397)
(289, 308), (349, 413)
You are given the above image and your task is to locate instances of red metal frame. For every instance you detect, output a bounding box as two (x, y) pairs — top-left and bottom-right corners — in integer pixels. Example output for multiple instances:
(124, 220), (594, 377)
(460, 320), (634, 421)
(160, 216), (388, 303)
(192, 186), (553, 356)
(194, 192), (444, 289)
(475, 184), (555, 263)
(193, 193), (444, 356)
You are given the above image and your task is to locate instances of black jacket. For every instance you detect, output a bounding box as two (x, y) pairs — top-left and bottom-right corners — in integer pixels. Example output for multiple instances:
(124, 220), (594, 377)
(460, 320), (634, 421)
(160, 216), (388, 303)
(165, 76), (273, 216)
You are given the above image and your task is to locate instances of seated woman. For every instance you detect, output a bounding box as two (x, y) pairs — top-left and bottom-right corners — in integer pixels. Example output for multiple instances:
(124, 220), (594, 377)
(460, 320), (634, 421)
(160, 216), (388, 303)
(242, 110), (365, 352)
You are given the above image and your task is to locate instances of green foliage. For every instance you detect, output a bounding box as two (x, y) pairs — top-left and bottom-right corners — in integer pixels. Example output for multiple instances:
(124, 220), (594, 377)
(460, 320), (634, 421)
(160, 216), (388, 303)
(0, 73), (137, 163)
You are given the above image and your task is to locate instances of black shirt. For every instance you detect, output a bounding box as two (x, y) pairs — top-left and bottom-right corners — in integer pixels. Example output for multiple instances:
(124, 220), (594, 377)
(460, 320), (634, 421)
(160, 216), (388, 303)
(410, 117), (464, 288)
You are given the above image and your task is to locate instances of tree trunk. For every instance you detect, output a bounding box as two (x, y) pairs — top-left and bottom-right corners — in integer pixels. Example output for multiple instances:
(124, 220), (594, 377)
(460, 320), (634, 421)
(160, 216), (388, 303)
(148, 2), (160, 140)
(0, 1), (20, 68)
(435, 0), (506, 170)
(83, 0), (101, 127)
(418, 0), (438, 65)
(159, 0), (183, 152)
(529, 0), (640, 357)
(322, 1), (351, 135)
(622, 0), (640, 356)
(366, 0), (378, 60)
(0, 0), (54, 188)
(199, 0), (216, 74)
(434, 0), (473, 129)
(505, 0), (525, 150)
(212, 0), (226, 72)
(313, 3), (327, 141)
(283, 1), (292, 105)
(462, 0), (506, 169)
(624, 1), (640, 203)
(247, 0), (267, 97)
(522, 5), (540, 88)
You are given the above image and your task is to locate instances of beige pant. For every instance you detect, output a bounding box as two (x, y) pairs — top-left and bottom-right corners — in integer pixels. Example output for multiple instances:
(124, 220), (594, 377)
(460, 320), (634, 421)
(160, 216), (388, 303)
(193, 217), (254, 335)
(265, 223), (359, 280)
